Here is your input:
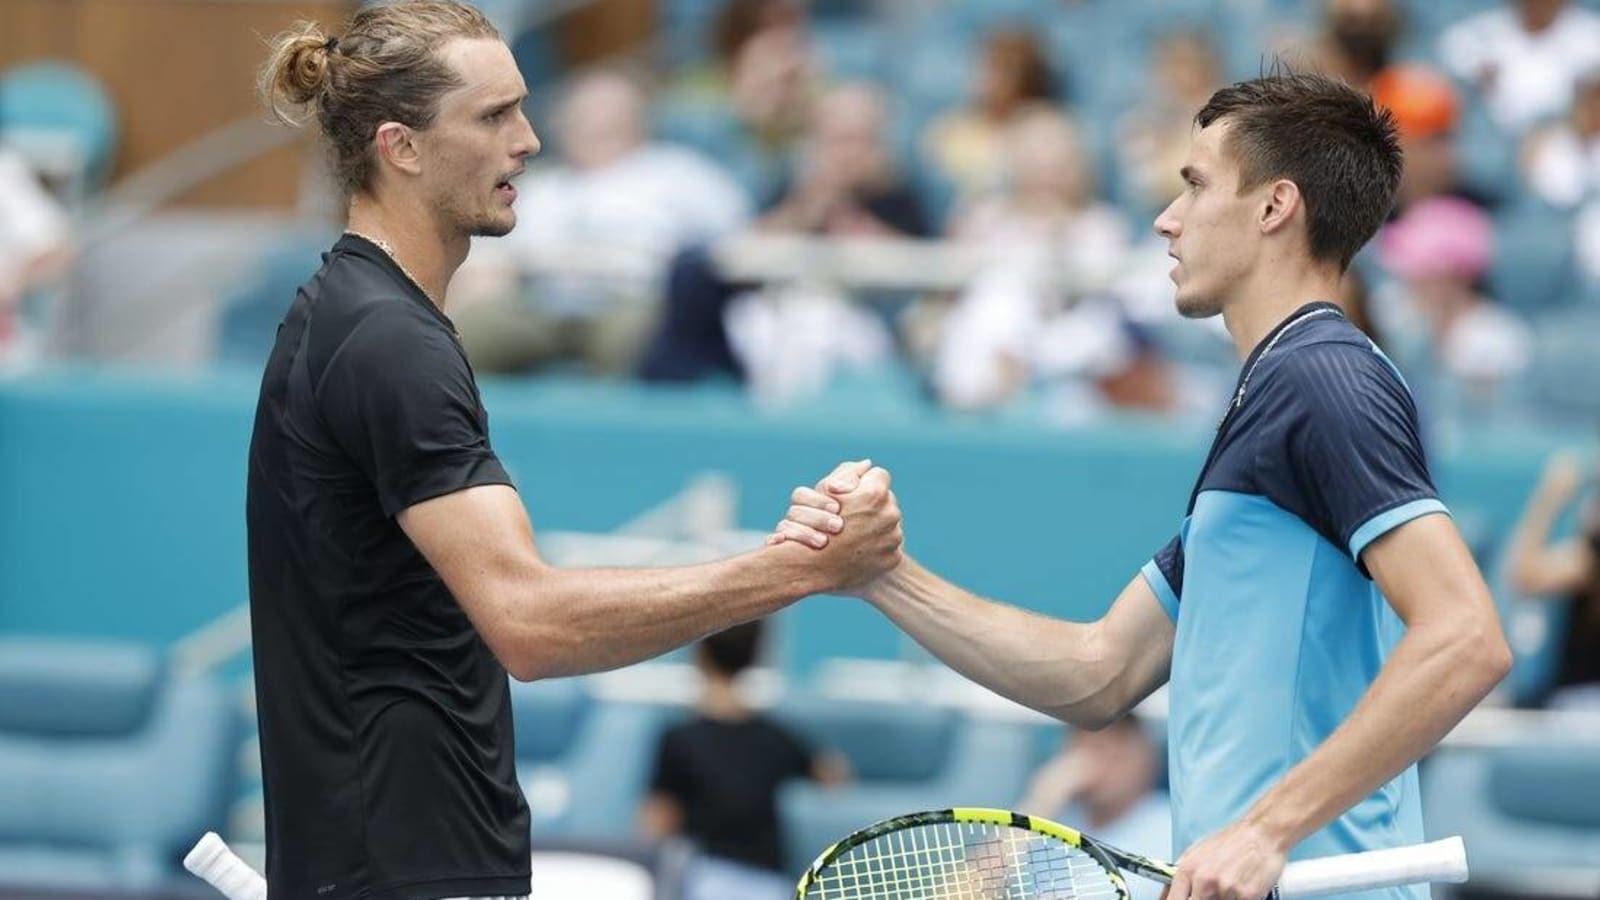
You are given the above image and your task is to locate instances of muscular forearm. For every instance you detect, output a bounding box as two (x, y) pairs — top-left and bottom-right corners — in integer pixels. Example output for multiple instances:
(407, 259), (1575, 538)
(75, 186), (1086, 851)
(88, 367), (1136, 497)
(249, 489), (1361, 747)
(862, 556), (1152, 727)
(1240, 620), (1508, 850)
(506, 544), (820, 680)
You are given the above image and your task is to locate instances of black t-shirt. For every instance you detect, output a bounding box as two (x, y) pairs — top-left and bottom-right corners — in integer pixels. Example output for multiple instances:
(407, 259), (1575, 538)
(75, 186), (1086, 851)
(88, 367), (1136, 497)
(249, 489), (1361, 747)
(246, 234), (530, 900)
(648, 714), (816, 872)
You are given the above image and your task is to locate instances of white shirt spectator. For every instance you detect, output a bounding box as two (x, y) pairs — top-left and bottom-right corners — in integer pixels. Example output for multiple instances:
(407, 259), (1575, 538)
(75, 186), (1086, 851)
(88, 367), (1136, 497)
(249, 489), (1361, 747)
(0, 148), (70, 307)
(459, 142), (752, 318)
(1438, 3), (1600, 134)
(1440, 301), (1533, 387)
(1525, 125), (1600, 207)
(512, 144), (751, 260)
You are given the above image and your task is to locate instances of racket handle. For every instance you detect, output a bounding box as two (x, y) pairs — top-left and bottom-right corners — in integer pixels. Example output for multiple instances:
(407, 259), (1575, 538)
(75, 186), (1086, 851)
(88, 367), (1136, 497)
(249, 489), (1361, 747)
(1276, 836), (1468, 899)
(185, 832), (268, 900)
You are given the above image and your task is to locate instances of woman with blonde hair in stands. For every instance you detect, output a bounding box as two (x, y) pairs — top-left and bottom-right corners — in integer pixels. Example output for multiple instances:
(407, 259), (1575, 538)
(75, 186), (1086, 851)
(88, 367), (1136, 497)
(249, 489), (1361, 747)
(921, 29), (1061, 211)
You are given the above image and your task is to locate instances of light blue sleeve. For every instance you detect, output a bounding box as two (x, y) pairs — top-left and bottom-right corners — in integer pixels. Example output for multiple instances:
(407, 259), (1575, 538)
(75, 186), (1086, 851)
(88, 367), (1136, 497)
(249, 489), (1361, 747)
(1348, 498), (1451, 563)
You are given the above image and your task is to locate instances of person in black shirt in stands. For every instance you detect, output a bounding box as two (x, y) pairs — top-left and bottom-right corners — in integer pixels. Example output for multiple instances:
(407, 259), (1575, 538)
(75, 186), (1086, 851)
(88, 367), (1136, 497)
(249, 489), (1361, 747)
(248, 4), (902, 899)
(642, 619), (848, 899)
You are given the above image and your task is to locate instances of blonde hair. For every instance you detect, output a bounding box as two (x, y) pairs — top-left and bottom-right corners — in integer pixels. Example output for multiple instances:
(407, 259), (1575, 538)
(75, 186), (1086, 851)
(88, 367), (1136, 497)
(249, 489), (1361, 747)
(257, 1), (500, 195)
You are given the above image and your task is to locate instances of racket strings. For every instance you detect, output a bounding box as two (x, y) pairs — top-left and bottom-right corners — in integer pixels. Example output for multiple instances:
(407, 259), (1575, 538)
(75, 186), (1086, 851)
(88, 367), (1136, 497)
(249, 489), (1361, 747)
(805, 821), (1125, 900)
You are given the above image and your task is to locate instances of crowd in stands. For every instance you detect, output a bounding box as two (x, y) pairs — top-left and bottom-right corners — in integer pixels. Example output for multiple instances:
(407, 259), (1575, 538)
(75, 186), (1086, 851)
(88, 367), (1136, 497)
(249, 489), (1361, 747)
(448, 0), (1600, 431)
(3, 0), (1597, 430)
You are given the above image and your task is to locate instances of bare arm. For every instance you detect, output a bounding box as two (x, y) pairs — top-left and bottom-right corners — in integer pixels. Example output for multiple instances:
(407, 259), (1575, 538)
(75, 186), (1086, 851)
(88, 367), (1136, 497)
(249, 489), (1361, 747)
(398, 468), (901, 681)
(861, 557), (1175, 729)
(1506, 454), (1595, 597)
(638, 793), (682, 840)
(1169, 513), (1511, 900)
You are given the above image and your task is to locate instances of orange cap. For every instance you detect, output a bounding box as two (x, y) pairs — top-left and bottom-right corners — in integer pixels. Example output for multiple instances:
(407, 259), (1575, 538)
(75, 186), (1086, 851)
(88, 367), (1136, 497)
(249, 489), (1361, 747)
(1371, 65), (1459, 139)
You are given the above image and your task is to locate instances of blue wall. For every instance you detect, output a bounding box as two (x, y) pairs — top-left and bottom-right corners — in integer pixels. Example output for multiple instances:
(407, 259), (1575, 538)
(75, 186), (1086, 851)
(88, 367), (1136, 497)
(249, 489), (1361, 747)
(0, 368), (1577, 675)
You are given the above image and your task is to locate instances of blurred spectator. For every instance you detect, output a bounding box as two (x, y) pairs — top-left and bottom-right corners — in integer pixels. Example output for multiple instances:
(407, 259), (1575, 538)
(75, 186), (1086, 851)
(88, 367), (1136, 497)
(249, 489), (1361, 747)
(1314, 0), (1404, 91)
(639, 82), (930, 387)
(0, 146), (72, 366)
(934, 108), (1145, 413)
(1506, 452), (1600, 710)
(1018, 717), (1170, 900)
(719, 0), (815, 150)
(1369, 64), (1486, 212)
(921, 29), (1060, 211)
(640, 620), (847, 900)
(1521, 66), (1600, 208)
(1438, 0), (1600, 136)
(451, 70), (751, 375)
(662, 0), (818, 200)
(1117, 31), (1225, 216)
(1377, 197), (1531, 407)
(1521, 66), (1600, 288)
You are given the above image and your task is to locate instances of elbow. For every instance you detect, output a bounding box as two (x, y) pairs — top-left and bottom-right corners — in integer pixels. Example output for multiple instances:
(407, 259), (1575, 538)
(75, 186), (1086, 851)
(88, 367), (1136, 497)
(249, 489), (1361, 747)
(1064, 704), (1122, 732)
(1445, 616), (1513, 694)
(1477, 627), (1514, 689)
(1048, 622), (1132, 730)
(504, 656), (548, 683)
(500, 631), (581, 682)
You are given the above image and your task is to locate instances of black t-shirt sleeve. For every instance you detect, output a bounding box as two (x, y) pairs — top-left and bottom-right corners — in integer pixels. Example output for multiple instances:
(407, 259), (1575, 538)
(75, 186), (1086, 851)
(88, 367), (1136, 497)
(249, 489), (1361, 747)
(315, 302), (511, 517)
(648, 727), (689, 799)
(1141, 533), (1184, 620)
(774, 722), (817, 780)
(1263, 342), (1447, 573)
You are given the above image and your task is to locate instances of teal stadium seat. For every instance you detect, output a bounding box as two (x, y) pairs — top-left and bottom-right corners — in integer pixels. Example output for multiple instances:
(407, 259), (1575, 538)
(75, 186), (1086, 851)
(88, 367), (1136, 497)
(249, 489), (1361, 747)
(216, 232), (336, 366)
(1422, 745), (1600, 890)
(1522, 304), (1600, 423)
(0, 61), (118, 190)
(773, 696), (1034, 874)
(0, 639), (236, 892)
(509, 679), (670, 840)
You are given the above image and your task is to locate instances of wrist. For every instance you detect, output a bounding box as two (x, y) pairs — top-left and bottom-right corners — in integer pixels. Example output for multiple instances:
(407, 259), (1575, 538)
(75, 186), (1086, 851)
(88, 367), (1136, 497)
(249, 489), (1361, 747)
(1241, 800), (1301, 854)
(761, 541), (827, 600)
(856, 554), (914, 606)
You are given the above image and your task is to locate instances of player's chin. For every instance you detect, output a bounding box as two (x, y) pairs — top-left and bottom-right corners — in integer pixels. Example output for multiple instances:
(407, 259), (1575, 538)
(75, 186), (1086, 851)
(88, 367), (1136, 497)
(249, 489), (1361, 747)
(473, 210), (517, 238)
(1173, 285), (1221, 320)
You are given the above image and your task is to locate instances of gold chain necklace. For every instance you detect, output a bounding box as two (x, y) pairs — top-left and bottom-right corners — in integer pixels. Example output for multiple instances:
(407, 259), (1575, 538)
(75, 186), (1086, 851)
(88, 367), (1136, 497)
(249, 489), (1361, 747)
(344, 229), (437, 306)
(344, 229), (462, 340)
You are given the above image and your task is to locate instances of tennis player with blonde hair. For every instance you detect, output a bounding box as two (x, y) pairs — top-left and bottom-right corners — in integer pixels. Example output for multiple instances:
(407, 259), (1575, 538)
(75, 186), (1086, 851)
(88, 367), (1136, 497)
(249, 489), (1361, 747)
(248, 3), (902, 897)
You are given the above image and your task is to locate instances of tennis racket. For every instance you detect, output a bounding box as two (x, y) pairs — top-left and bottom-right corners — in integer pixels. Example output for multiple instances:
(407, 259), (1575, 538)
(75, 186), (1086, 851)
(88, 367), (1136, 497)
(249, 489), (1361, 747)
(185, 832), (267, 900)
(795, 808), (1469, 900)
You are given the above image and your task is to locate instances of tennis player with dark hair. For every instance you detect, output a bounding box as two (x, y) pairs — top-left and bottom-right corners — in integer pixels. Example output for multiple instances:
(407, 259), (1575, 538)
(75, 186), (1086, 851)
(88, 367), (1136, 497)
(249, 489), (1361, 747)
(780, 71), (1511, 900)
(247, 4), (901, 899)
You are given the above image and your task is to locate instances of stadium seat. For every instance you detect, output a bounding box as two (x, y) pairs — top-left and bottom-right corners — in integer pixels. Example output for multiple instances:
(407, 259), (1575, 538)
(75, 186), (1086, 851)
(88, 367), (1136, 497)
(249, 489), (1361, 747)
(1488, 201), (1580, 318)
(0, 61), (118, 191)
(773, 696), (1034, 873)
(813, 20), (889, 82)
(215, 232), (335, 367)
(0, 639), (236, 892)
(1423, 745), (1600, 892)
(1521, 304), (1600, 424)
(510, 679), (671, 840)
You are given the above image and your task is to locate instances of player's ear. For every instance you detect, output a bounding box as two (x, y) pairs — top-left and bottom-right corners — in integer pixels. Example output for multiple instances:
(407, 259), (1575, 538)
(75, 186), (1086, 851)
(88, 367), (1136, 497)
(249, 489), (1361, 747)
(1258, 178), (1301, 236)
(375, 121), (424, 176)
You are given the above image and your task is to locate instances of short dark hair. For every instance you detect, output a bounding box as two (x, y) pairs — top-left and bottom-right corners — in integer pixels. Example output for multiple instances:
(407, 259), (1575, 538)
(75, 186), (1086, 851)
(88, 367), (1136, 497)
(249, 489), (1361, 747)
(1195, 69), (1402, 271)
(699, 619), (766, 677)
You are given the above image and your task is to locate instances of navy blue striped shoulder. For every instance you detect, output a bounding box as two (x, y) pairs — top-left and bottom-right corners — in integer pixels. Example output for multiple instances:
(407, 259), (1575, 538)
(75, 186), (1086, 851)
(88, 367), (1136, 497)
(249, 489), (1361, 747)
(1247, 319), (1441, 572)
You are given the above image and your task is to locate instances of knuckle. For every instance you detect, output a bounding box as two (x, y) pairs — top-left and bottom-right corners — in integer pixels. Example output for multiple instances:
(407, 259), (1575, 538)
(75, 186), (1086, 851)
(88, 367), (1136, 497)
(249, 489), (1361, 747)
(792, 486), (808, 503)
